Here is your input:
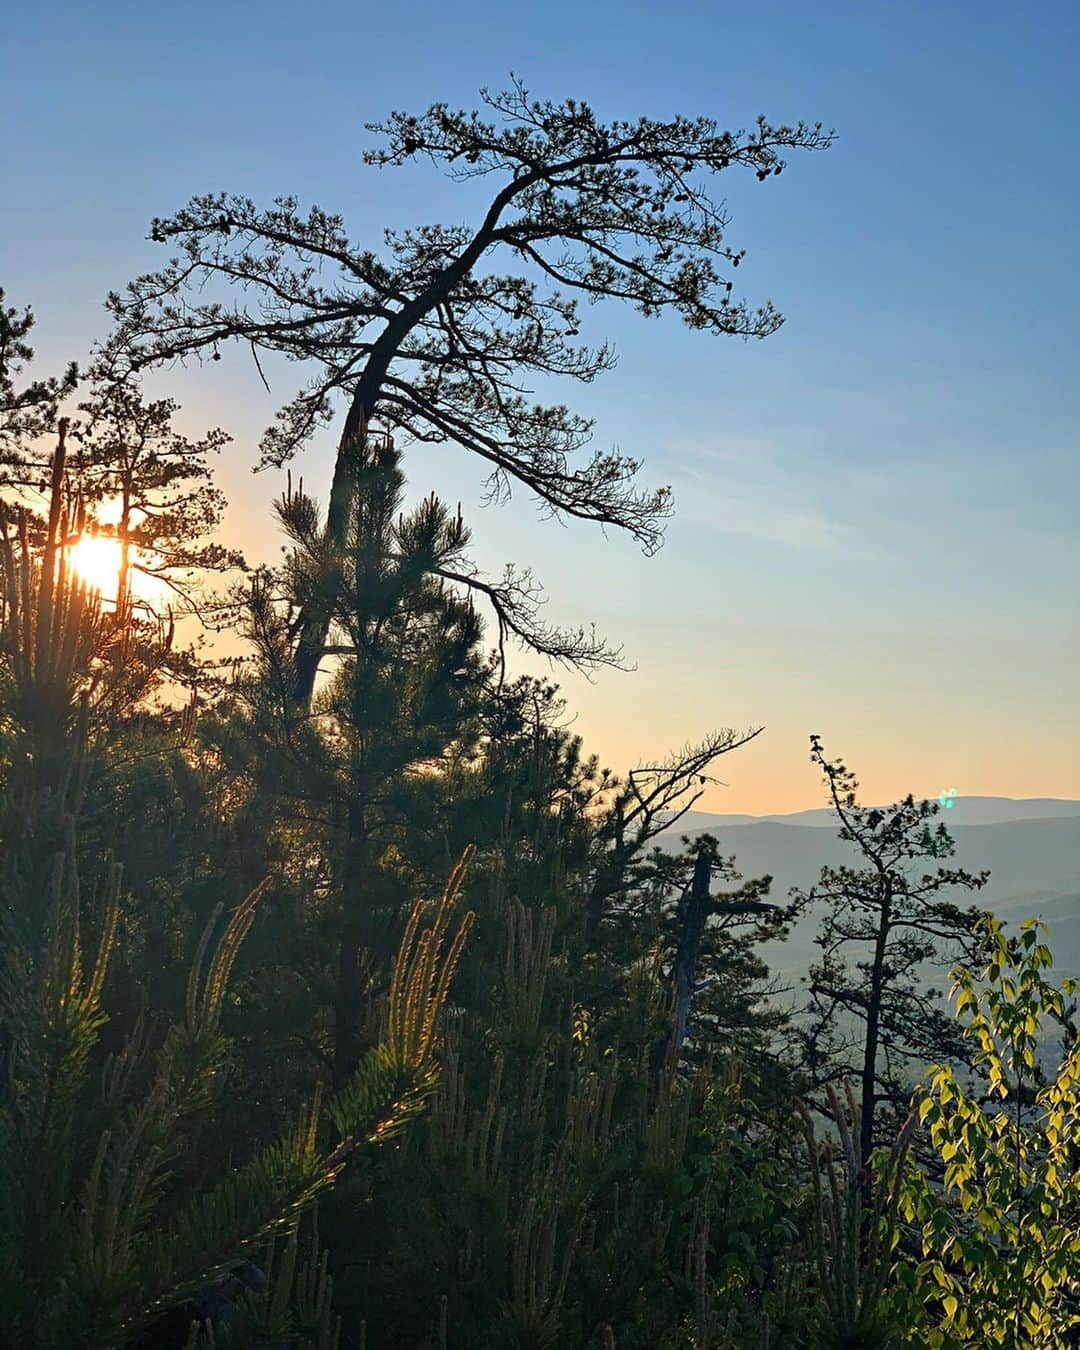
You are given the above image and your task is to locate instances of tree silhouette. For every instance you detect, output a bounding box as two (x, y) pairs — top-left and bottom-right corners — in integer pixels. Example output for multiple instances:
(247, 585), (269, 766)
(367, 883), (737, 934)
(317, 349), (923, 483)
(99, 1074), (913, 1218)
(792, 735), (992, 1161)
(71, 378), (244, 616)
(104, 78), (832, 703)
(223, 435), (489, 1081)
(0, 288), (77, 475)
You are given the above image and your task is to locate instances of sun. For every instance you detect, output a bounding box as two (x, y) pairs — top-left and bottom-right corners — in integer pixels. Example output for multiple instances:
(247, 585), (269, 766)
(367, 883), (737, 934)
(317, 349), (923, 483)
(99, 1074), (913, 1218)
(69, 534), (124, 596)
(67, 531), (170, 607)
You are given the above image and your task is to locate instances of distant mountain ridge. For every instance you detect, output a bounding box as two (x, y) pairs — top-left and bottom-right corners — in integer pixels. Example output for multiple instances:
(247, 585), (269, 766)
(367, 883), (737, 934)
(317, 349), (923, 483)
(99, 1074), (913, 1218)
(661, 797), (1080, 834)
(651, 803), (1080, 983)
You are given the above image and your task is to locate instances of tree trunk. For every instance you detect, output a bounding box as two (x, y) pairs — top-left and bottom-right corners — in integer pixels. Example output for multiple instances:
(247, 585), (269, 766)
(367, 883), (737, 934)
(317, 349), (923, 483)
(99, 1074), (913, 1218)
(647, 847), (712, 1091)
(289, 207), (508, 710)
(116, 488), (132, 621)
(860, 878), (893, 1163)
(292, 403), (371, 708)
(671, 847), (713, 1062)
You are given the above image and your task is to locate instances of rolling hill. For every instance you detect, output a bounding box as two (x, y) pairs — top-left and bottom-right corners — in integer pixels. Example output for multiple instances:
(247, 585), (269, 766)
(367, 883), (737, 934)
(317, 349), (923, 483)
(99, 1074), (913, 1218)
(654, 800), (1080, 985)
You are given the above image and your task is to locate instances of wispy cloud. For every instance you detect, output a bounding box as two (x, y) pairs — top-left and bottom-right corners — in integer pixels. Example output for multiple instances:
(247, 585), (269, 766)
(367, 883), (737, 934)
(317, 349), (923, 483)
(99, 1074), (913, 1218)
(666, 435), (874, 554)
(703, 497), (858, 551)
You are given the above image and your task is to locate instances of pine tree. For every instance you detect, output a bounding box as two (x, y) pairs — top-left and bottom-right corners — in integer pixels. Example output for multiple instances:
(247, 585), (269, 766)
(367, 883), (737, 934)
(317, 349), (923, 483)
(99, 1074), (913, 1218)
(70, 376), (243, 617)
(218, 433), (485, 1083)
(0, 287), (78, 472)
(791, 736), (992, 1159)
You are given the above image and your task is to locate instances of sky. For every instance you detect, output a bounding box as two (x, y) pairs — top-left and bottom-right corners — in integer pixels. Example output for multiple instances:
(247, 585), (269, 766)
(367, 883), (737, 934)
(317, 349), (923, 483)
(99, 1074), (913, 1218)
(3, 0), (1078, 813)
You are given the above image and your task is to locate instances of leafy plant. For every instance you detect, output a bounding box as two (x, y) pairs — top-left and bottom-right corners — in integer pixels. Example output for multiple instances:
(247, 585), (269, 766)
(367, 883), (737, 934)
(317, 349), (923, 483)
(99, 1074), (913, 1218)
(899, 917), (1080, 1347)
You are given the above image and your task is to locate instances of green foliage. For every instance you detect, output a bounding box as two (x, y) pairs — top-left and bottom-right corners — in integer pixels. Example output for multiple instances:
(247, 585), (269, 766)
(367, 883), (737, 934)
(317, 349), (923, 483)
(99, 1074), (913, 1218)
(899, 917), (1080, 1347)
(182, 1211), (341, 1350)
(0, 830), (472, 1348)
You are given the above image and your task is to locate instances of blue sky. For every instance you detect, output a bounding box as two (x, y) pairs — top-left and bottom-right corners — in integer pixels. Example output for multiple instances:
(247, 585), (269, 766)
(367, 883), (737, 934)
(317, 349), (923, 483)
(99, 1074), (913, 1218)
(3, 0), (1078, 811)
